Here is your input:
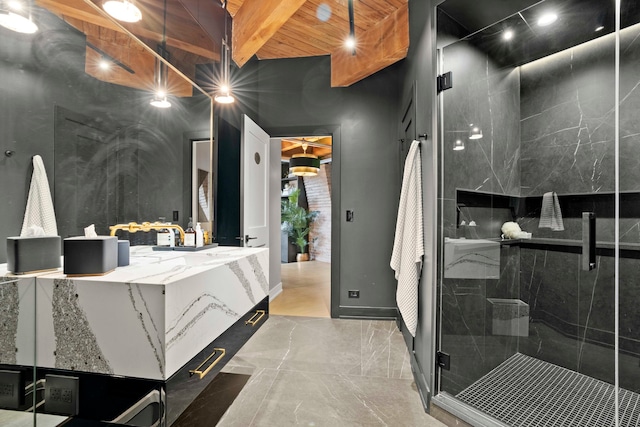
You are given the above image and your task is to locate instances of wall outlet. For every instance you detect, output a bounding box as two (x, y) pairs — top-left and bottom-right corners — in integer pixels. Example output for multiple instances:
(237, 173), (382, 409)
(348, 290), (360, 298)
(45, 374), (79, 416)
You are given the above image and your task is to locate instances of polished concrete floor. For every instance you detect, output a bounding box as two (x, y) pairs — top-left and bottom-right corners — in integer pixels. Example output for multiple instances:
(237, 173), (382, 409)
(218, 315), (446, 427)
(270, 261), (331, 318)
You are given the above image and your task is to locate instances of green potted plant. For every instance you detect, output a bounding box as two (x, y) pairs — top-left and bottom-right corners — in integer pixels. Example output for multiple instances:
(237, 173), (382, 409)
(281, 188), (319, 261)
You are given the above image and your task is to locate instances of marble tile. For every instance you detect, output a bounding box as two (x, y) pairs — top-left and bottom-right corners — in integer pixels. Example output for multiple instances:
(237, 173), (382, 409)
(216, 368), (279, 427)
(225, 316), (362, 376)
(219, 369), (445, 427)
(361, 320), (412, 380)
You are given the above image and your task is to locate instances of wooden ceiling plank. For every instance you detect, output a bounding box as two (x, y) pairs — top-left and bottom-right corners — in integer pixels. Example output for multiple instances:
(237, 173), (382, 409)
(37, 0), (217, 60)
(232, 0), (307, 67)
(330, 2), (408, 87)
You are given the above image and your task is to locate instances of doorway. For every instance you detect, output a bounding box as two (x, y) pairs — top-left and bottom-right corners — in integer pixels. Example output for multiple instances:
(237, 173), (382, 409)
(271, 136), (332, 318)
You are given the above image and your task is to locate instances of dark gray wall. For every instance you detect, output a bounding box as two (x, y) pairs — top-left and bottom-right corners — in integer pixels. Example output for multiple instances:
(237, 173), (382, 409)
(252, 55), (402, 317)
(0, 11), (210, 262)
(396, 0), (439, 409)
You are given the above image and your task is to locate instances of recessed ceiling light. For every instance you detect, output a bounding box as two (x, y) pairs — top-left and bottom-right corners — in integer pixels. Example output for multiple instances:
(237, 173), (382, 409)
(99, 59), (110, 70)
(595, 25), (604, 32)
(537, 12), (558, 27)
(503, 29), (514, 40)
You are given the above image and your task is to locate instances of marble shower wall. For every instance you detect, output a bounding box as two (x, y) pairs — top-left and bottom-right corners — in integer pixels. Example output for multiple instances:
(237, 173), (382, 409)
(439, 40), (522, 394)
(441, 40), (521, 239)
(439, 23), (640, 395)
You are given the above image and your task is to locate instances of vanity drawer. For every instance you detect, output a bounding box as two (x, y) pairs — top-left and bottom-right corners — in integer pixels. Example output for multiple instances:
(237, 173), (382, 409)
(165, 296), (269, 425)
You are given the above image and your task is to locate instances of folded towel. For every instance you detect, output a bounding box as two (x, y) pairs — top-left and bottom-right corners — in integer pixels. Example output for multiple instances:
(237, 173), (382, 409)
(538, 191), (564, 231)
(21, 155), (58, 237)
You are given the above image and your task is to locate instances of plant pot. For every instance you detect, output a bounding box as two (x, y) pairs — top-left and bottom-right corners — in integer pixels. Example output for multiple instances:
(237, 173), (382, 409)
(296, 253), (310, 262)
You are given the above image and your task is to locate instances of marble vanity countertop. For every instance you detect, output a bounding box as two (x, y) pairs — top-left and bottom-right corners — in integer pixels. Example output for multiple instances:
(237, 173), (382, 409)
(2, 246), (269, 381)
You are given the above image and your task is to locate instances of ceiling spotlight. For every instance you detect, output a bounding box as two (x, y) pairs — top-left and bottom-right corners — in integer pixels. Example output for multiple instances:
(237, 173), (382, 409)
(595, 25), (604, 32)
(214, 85), (234, 104)
(503, 29), (514, 41)
(345, 36), (355, 50)
(537, 12), (558, 27)
(150, 94), (171, 108)
(453, 139), (465, 151)
(102, 0), (142, 23)
(468, 124), (483, 140)
(0, 0), (38, 34)
(98, 59), (110, 70)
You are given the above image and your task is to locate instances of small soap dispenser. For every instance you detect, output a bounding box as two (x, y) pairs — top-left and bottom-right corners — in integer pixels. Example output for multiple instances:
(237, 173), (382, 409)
(184, 217), (196, 247)
(195, 222), (204, 248)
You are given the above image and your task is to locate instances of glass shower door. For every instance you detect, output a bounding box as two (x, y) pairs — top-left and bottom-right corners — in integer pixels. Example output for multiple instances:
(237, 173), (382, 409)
(435, 0), (625, 425)
(617, 0), (640, 423)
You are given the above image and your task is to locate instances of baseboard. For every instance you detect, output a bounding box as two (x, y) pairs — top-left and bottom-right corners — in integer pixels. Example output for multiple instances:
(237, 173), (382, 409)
(269, 282), (283, 301)
(335, 306), (398, 319)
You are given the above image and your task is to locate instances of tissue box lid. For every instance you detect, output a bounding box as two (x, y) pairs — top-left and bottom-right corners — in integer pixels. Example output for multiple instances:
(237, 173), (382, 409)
(6, 236), (61, 274)
(63, 236), (118, 276)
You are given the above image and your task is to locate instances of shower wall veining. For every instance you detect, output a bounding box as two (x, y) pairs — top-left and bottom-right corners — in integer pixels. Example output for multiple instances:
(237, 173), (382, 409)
(440, 24), (640, 395)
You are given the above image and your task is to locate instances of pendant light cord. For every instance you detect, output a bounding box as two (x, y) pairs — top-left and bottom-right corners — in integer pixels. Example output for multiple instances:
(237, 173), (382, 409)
(348, 0), (355, 55)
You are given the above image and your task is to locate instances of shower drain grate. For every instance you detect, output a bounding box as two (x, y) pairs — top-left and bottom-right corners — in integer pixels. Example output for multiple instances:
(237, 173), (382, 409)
(456, 353), (640, 427)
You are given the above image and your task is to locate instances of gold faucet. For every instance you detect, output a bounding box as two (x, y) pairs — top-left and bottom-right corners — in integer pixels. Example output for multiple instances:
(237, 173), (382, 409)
(109, 222), (186, 245)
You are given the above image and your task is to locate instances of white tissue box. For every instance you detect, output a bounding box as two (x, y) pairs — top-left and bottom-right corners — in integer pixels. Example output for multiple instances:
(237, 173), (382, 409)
(6, 236), (61, 274)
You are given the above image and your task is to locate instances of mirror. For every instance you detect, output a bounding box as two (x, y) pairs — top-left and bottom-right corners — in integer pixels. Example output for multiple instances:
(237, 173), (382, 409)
(0, 0), (214, 259)
(192, 139), (213, 232)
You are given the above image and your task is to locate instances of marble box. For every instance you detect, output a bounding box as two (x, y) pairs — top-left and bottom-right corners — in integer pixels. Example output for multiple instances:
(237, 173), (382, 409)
(487, 298), (529, 337)
(444, 238), (500, 279)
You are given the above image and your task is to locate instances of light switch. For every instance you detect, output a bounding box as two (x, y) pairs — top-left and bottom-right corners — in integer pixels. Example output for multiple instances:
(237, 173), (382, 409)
(346, 210), (354, 222)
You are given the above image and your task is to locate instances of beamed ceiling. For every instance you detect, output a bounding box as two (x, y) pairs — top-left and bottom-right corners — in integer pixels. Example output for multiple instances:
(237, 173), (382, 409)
(35, 0), (409, 95)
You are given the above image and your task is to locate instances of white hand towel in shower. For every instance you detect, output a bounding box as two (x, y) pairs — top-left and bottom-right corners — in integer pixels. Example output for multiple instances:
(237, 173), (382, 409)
(391, 140), (423, 337)
(21, 155), (58, 236)
(538, 191), (564, 231)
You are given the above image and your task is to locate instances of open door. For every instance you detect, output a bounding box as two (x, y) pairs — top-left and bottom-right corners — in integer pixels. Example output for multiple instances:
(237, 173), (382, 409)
(241, 114), (269, 247)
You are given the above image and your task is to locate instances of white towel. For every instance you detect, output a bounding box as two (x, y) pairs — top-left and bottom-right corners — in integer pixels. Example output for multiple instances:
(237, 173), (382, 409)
(538, 191), (564, 231)
(21, 155), (58, 236)
(390, 140), (423, 337)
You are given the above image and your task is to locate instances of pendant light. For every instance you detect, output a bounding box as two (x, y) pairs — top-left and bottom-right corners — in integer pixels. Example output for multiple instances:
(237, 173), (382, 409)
(150, 0), (170, 108)
(453, 139), (465, 151)
(0, 0), (38, 34)
(215, 5), (234, 104)
(345, 0), (355, 55)
(468, 124), (483, 140)
(150, 46), (171, 108)
(102, 0), (141, 23)
(289, 143), (320, 177)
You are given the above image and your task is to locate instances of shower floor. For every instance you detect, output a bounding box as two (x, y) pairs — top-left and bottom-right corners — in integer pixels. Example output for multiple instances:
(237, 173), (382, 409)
(456, 353), (640, 426)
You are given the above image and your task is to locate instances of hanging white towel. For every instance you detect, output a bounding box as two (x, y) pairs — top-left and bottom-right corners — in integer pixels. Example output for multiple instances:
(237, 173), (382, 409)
(538, 191), (564, 231)
(390, 140), (423, 337)
(21, 155), (58, 236)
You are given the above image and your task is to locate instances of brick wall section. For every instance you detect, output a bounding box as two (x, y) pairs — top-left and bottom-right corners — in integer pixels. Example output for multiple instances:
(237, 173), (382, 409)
(303, 163), (331, 262)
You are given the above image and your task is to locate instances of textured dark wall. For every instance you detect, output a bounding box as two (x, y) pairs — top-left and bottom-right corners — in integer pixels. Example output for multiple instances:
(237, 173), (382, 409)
(0, 11), (210, 262)
(254, 55), (402, 312)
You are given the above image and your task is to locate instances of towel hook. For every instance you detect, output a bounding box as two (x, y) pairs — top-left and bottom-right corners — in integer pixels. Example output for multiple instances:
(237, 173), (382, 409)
(418, 134), (428, 140)
(4, 150), (14, 157)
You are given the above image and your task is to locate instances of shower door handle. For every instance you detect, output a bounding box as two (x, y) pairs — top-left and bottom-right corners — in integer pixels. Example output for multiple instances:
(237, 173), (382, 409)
(582, 212), (596, 271)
